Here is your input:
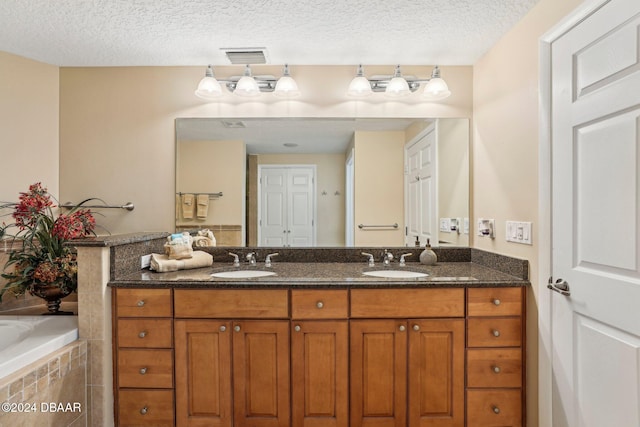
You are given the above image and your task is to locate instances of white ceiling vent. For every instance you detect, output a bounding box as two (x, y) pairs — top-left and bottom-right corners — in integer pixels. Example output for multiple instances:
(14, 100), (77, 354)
(221, 48), (268, 64)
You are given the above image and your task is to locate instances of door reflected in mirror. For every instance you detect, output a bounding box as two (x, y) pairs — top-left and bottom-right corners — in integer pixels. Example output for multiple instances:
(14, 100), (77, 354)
(175, 118), (469, 247)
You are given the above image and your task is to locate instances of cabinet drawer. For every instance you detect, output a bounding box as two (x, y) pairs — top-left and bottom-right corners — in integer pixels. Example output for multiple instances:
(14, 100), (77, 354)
(116, 288), (172, 317)
(291, 290), (348, 319)
(467, 318), (522, 348)
(467, 348), (522, 388)
(117, 319), (173, 348)
(467, 288), (523, 317)
(118, 349), (173, 389)
(117, 389), (174, 427)
(350, 288), (464, 318)
(466, 389), (522, 427)
(174, 289), (289, 318)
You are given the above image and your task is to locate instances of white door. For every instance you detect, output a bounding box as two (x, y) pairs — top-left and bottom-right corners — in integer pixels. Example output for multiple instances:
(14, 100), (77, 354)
(550, 1), (640, 426)
(259, 166), (315, 247)
(404, 125), (437, 246)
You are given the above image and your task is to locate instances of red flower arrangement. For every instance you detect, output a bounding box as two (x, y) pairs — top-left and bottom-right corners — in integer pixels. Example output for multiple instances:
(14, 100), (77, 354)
(1, 183), (96, 305)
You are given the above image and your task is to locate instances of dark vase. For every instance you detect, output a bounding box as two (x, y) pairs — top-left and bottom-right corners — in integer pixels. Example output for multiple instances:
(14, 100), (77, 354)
(29, 282), (74, 315)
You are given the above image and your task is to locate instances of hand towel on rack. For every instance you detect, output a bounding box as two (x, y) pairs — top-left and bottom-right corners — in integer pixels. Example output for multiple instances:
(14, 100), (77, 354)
(150, 251), (213, 272)
(175, 194), (180, 220)
(181, 193), (194, 219)
(196, 194), (209, 219)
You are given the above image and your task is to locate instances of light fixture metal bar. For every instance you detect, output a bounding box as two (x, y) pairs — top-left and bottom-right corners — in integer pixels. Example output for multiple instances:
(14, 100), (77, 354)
(217, 75), (278, 92)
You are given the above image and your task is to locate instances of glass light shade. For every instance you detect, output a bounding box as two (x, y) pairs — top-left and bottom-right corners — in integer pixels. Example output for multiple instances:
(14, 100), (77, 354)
(423, 77), (451, 100)
(385, 76), (411, 97)
(234, 75), (260, 97)
(194, 66), (222, 100)
(347, 76), (373, 97)
(274, 76), (301, 98)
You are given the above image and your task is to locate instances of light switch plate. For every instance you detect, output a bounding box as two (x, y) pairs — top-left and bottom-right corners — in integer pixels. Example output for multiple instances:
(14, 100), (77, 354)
(506, 221), (532, 245)
(440, 218), (451, 232)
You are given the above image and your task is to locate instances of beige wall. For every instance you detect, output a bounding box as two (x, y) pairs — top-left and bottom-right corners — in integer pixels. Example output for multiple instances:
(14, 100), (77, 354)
(176, 139), (245, 228)
(0, 51), (59, 202)
(58, 65), (472, 235)
(438, 119), (470, 246)
(257, 153), (346, 246)
(353, 130), (405, 246)
(472, 0), (584, 425)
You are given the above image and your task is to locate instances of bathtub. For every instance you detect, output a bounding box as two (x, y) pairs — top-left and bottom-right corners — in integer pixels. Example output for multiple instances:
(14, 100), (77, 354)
(0, 315), (78, 378)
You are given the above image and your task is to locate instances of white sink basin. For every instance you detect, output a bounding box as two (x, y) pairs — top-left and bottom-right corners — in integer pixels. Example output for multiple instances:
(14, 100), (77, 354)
(362, 270), (429, 279)
(211, 270), (276, 279)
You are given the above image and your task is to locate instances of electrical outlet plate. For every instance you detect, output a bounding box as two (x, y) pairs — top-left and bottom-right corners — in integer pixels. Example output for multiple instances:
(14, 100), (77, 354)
(506, 221), (532, 245)
(141, 254), (151, 269)
(477, 218), (495, 238)
(440, 218), (451, 232)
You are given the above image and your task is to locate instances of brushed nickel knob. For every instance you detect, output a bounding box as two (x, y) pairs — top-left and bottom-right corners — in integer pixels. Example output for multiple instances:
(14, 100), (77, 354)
(413, 324), (420, 331)
(137, 300), (145, 307)
(138, 331), (147, 338)
(493, 298), (501, 306)
(492, 406), (500, 414)
(140, 406), (148, 415)
(492, 329), (501, 337)
(139, 367), (147, 375)
(234, 325), (241, 332)
(399, 325), (406, 332)
(316, 301), (324, 309)
(492, 365), (501, 374)
(219, 325), (226, 332)
(294, 325), (301, 332)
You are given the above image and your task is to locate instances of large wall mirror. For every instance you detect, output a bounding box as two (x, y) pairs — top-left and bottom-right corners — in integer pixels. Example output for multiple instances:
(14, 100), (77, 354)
(176, 117), (469, 247)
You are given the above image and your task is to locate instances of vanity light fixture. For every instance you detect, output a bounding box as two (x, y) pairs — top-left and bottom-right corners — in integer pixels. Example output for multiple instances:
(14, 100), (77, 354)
(194, 64), (301, 100)
(346, 64), (451, 100)
(194, 65), (223, 100)
(273, 64), (301, 98)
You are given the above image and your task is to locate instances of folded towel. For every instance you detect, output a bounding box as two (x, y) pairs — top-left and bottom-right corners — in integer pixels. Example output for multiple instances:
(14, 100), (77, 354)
(150, 251), (213, 273)
(196, 194), (209, 219)
(181, 193), (194, 219)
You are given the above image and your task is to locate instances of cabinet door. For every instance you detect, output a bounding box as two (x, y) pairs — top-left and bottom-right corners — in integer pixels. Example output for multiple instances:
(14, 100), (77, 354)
(291, 321), (348, 427)
(408, 319), (465, 427)
(350, 320), (407, 427)
(233, 320), (290, 427)
(174, 320), (232, 427)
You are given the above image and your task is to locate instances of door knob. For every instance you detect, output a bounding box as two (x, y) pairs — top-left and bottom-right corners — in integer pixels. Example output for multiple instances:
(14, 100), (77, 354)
(547, 277), (571, 296)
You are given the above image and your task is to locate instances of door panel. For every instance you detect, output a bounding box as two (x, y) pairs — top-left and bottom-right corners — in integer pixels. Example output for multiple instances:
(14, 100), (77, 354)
(550, 1), (640, 426)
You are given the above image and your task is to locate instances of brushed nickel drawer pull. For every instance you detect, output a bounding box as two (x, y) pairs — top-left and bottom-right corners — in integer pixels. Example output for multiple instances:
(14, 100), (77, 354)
(492, 406), (500, 414)
(413, 324), (420, 331)
(138, 331), (147, 338)
(492, 365), (501, 374)
(219, 325), (226, 332)
(137, 300), (145, 307)
(294, 325), (301, 332)
(492, 329), (501, 337)
(140, 406), (148, 415)
(492, 298), (501, 306)
(399, 325), (406, 332)
(316, 301), (324, 309)
(139, 367), (147, 375)
(234, 325), (241, 332)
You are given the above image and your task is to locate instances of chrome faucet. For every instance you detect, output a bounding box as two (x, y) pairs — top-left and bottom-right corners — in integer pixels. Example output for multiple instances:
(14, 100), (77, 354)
(361, 252), (375, 267)
(382, 250), (394, 266)
(399, 253), (412, 267)
(265, 252), (279, 267)
(228, 252), (240, 267)
(246, 252), (257, 266)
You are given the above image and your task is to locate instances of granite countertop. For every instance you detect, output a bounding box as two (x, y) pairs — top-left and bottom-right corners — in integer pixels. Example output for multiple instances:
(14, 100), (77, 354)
(109, 261), (529, 289)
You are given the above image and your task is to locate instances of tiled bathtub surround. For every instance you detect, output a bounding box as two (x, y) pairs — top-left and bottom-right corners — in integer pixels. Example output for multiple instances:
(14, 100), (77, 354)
(0, 340), (87, 427)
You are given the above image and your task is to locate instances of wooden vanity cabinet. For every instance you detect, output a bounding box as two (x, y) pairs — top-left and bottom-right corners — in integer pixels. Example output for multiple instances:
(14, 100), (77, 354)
(290, 290), (349, 427)
(350, 289), (466, 427)
(113, 288), (174, 427)
(465, 287), (525, 427)
(173, 289), (290, 427)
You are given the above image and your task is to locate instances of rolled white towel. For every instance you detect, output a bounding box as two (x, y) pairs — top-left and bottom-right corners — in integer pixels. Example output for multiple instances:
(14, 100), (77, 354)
(150, 251), (213, 272)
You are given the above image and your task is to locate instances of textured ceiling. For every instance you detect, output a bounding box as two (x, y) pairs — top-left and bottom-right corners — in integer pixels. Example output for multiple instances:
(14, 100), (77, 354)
(0, 0), (539, 66)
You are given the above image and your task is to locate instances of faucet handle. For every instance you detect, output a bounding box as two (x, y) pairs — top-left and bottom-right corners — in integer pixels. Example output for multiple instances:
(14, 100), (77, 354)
(399, 253), (413, 267)
(228, 252), (240, 267)
(361, 252), (375, 267)
(265, 252), (279, 267)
